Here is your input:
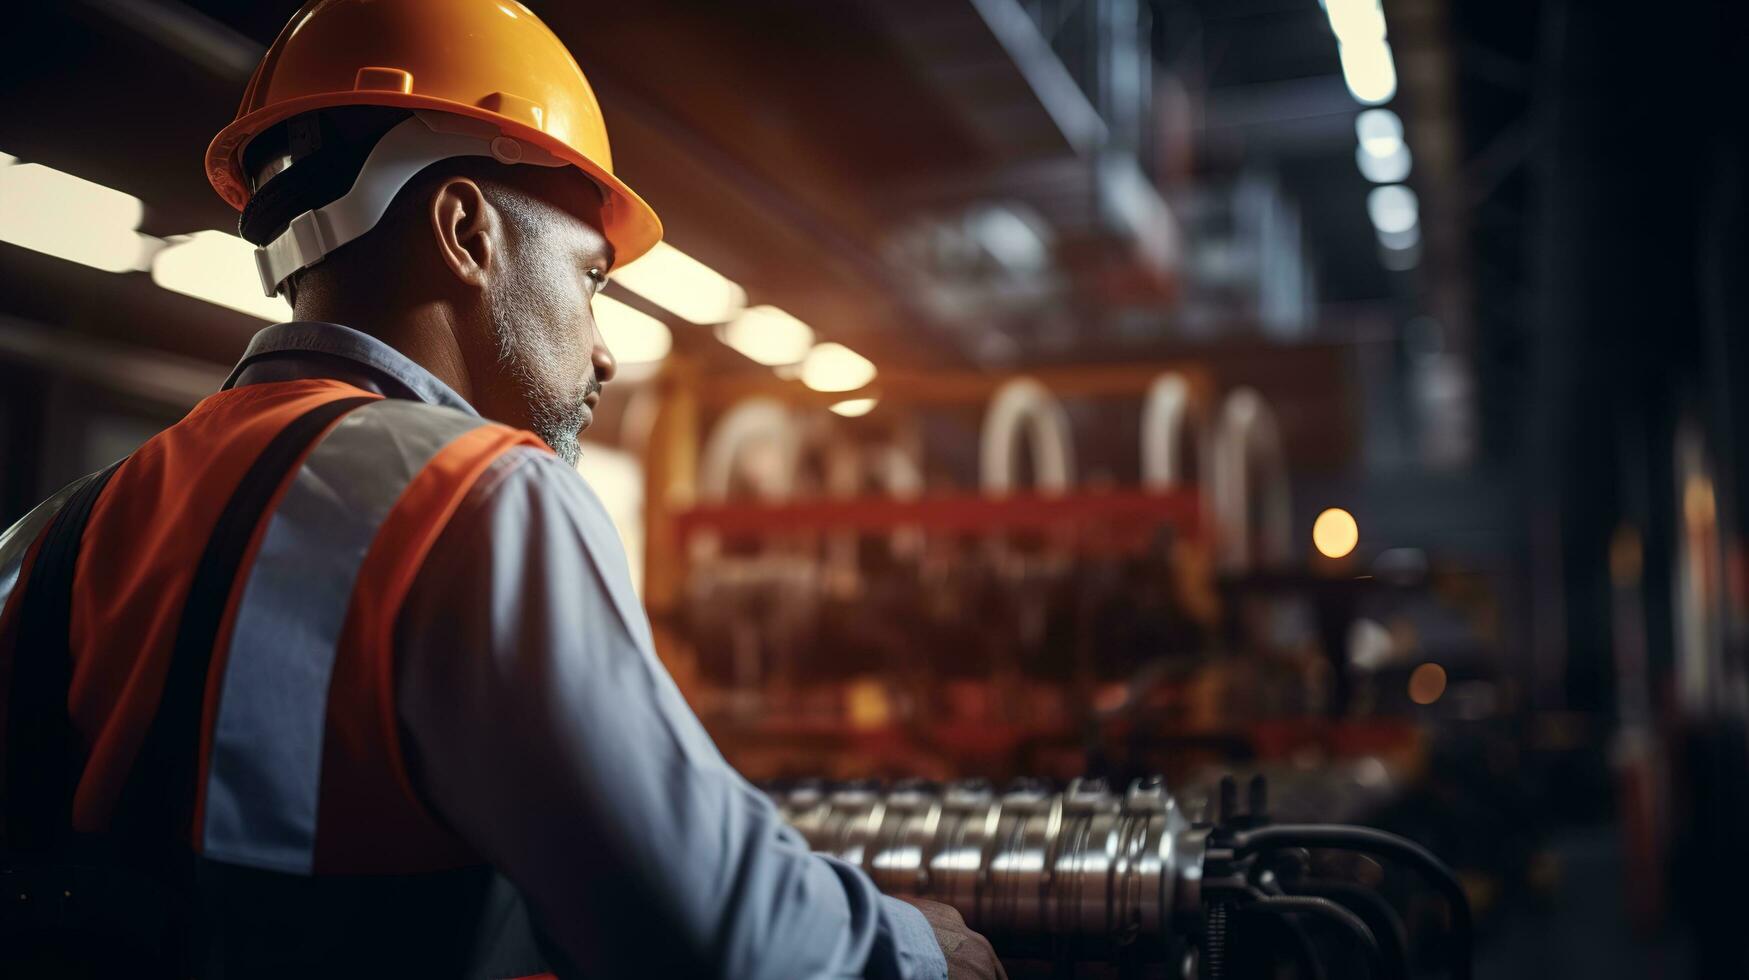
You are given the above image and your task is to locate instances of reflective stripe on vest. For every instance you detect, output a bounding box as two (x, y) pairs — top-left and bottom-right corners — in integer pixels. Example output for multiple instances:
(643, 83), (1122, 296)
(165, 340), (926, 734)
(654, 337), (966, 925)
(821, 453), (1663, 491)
(201, 398), (487, 873)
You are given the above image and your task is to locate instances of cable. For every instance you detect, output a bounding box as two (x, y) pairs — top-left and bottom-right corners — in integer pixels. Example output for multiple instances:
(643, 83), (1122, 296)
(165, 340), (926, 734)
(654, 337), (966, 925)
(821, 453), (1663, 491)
(1238, 904), (1326, 980)
(1233, 824), (1472, 980)
(1249, 895), (1383, 980)
(1288, 880), (1409, 980)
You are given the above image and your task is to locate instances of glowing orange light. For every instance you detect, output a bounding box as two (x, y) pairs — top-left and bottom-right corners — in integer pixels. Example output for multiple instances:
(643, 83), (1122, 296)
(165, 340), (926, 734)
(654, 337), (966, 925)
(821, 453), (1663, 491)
(1408, 663), (1447, 705)
(1313, 508), (1360, 559)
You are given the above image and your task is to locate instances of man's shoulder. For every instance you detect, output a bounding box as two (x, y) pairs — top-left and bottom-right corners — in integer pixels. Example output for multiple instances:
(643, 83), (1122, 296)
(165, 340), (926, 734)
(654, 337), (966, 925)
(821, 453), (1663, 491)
(327, 398), (552, 490)
(441, 436), (615, 549)
(410, 433), (637, 616)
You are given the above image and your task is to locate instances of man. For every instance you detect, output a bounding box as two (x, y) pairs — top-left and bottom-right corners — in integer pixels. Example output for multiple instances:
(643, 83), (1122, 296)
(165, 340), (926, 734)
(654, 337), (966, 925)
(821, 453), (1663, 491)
(0, 1), (1002, 977)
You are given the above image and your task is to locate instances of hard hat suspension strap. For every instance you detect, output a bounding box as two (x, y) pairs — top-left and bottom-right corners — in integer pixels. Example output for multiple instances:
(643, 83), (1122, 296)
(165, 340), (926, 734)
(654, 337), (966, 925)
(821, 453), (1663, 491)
(252, 112), (566, 299)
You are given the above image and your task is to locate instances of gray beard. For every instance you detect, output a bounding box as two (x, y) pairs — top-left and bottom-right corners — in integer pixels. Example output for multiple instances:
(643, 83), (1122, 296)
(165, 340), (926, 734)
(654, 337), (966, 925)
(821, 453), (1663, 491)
(490, 278), (589, 467)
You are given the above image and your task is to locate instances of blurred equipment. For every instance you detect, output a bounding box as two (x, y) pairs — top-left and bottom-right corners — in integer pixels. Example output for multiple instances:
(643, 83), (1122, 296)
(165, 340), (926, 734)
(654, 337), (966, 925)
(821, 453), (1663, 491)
(772, 775), (1471, 979)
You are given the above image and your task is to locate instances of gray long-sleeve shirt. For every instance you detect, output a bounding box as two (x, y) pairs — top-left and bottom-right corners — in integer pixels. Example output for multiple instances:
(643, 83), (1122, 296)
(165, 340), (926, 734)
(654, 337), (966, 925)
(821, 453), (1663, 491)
(225, 321), (945, 980)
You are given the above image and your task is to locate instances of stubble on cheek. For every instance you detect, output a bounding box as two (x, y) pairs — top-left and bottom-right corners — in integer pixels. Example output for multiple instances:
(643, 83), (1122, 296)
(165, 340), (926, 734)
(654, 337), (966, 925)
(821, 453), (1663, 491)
(489, 297), (590, 464)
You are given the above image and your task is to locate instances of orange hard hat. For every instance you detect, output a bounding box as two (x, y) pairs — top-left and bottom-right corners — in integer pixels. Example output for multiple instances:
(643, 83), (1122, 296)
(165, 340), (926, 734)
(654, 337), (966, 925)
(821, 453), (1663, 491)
(206, 0), (661, 267)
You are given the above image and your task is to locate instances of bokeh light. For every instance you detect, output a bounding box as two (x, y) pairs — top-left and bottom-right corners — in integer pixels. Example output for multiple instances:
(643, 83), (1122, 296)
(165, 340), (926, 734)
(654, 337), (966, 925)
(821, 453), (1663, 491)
(610, 241), (746, 325)
(1408, 663), (1448, 705)
(1367, 185), (1419, 235)
(592, 293), (672, 365)
(0, 162), (154, 272)
(151, 230), (292, 322)
(800, 342), (877, 393)
(830, 397), (878, 418)
(1355, 108), (1404, 156)
(1339, 38), (1398, 105)
(1313, 507), (1360, 558)
(718, 305), (815, 366)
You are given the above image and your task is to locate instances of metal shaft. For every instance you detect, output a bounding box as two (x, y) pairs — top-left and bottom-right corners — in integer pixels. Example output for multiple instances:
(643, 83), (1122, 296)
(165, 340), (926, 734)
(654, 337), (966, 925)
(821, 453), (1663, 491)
(770, 778), (1208, 949)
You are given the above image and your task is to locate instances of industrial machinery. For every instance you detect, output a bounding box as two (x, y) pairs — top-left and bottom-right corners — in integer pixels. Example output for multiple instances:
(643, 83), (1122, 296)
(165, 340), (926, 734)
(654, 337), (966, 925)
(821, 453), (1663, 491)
(771, 776), (1471, 979)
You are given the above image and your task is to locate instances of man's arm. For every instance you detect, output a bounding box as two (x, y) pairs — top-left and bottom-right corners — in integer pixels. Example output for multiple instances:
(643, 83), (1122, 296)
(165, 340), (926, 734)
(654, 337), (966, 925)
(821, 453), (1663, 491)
(394, 447), (947, 979)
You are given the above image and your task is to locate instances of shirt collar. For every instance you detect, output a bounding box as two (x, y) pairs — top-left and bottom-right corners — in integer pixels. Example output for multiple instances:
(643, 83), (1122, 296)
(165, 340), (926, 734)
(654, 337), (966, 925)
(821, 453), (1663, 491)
(223, 321), (478, 417)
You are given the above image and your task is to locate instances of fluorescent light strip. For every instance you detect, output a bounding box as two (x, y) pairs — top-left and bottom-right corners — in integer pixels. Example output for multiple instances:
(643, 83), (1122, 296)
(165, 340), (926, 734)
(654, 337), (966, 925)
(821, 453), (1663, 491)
(829, 397), (878, 418)
(611, 241), (746, 325)
(593, 293), (672, 364)
(0, 154), (722, 340)
(800, 342), (876, 393)
(0, 162), (158, 273)
(1325, 0), (1387, 45)
(152, 230), (292, 322)
(1339, 38), (1397, 105)
(719, 305), (814, 366)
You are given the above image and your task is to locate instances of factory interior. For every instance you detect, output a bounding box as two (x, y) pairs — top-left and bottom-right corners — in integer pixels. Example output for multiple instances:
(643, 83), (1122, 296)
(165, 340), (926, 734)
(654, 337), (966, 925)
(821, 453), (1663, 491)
(1, 0), (1745, 977)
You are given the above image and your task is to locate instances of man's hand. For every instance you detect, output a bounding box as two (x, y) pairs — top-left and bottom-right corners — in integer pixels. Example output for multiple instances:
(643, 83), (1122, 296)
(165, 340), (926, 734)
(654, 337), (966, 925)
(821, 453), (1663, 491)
(901, 898), (1009, 980)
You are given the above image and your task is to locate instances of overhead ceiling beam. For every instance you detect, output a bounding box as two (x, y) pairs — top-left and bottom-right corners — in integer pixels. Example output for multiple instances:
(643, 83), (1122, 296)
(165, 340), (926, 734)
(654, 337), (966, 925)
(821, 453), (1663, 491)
(0, 315), (226, 408)
(965, 0), (1110, 157)
(1204, 75), (1357, 133)
(79, 0), (261, 80)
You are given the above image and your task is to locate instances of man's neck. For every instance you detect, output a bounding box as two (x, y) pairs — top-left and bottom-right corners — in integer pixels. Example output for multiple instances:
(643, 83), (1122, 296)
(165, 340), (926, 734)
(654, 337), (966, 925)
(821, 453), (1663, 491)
(299, 302), (476, 405)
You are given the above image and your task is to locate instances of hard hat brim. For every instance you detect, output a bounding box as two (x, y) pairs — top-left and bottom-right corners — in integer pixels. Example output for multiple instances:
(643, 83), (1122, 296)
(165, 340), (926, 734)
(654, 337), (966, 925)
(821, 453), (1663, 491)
(207, 91), (663, 268)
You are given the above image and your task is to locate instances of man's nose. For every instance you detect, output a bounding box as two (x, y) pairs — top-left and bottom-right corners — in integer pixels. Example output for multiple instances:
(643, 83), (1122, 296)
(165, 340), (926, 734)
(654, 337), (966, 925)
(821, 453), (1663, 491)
(593, 341), (617, 385)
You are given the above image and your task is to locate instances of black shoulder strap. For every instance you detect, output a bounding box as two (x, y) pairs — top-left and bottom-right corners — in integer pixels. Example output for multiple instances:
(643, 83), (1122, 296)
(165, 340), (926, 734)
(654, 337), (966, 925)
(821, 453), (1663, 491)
(1, 395), (376, 858)
(4, 461), (126, 851)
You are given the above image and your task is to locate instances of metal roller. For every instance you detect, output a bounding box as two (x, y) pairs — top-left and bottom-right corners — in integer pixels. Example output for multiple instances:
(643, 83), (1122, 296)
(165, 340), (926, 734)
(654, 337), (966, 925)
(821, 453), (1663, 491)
(770, 775), (1474, 978)
(771, 777), (1207, 956)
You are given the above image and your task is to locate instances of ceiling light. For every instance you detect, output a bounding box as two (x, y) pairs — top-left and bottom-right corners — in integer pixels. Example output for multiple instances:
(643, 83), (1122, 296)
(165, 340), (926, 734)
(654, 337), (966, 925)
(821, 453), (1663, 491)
(593, 293), (672, 364)
(1339, 38), (1398, 105)
(1354, 108), (1404, 157)
(0, 163), (157, 273)
(152, 230), (293, 321)
(610, 241), (746, 325)
(829, 397), (878, 418)
(800, 342), (877, 393)
(1325, 0), (1387, 45)
(1367, 185), (1419, 235)
(718, 305), (815, 366)
(1356, 141), (1412, 183)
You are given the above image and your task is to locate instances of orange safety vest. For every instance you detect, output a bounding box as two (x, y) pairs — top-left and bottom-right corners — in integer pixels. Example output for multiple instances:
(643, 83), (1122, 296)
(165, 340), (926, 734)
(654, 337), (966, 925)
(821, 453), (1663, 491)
(0, 378), (556, 977)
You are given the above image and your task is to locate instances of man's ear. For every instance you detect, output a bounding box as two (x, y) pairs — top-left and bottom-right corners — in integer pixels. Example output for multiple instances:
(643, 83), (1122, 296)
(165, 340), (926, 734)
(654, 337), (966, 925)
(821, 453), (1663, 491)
(429, 177), (499, 289)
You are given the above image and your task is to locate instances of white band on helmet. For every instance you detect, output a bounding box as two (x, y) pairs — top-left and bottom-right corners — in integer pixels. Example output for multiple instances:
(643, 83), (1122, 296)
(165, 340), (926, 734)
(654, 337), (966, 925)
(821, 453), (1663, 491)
(255, 110), (565, 297)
